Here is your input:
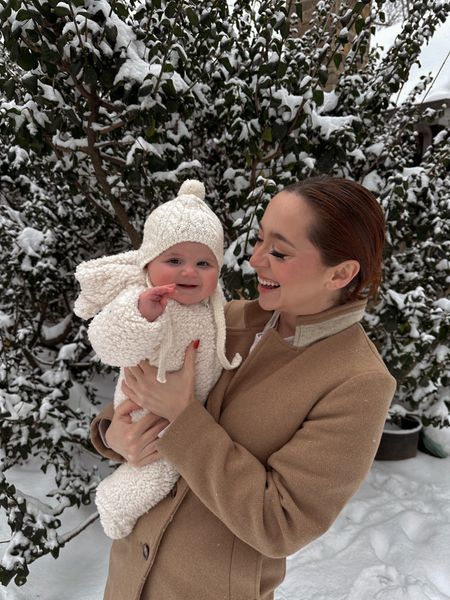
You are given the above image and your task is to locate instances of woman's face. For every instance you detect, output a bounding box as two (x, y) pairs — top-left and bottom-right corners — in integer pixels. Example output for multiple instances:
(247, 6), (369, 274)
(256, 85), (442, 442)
(249, 192), (342, 317)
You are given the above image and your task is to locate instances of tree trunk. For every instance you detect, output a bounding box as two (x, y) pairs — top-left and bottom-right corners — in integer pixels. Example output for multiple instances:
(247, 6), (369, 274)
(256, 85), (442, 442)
(290, 0), (372, 90)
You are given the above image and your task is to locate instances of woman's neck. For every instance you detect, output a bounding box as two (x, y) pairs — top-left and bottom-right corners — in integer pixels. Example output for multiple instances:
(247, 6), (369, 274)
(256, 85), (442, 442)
(276, 313), (296, 338)
(277, 296), (341, 337)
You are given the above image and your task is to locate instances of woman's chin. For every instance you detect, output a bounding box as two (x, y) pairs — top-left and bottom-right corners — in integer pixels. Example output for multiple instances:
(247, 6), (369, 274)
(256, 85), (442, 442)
(257, 294), (277, 312)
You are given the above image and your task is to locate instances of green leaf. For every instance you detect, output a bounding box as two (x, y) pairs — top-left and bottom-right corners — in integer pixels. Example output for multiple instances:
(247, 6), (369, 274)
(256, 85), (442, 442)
(276, 61), (287, 78)
(333, 52), (342, 69)
(185, 6), (198, 27)
(15, 8), (32, 20)
(127, 168), (141, 187)
(105, 24), (118, 45)
(99, 66), (115, 88)
(66, 108), (82, 127)
(21, 73), (38, 94)
(54, 4), (70, 16)
(83, 64), (97, 86)
(262, 126), (272, 142)
(280, 19), (290, 38)
(162, 78), (177, 97)
(41, 44), (60, 64)
(318, 66), (328, 86)
(26, 28), (40, 43)
(272, 121), (287, 141)
(17, 47), (38, 70)
(114, 1), (128, 18)
(14, 573), (28, 587)
(3, 77), (16, 100)
(220, 56), (233, 73)
(355, 17), (365, 35)
(313, 89), (324, 106)
(165, 1), (177, 18)
(145, 115), (156, 139)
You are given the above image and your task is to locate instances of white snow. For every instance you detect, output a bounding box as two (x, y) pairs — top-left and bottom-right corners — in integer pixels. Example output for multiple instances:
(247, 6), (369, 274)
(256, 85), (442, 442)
(362, 170), (384, 193)
(15, 228), (45, 257)
(42, 315), (72, 342)
(426, 426), (450, 455)
(310, 111), (355, 139)
(57, 343), (78, 361)
(9, 147), (29, 170)
(272, 87), (303, 119)
(374, 18), (450, 104)
(126, 136), (162, 165)
(434, 298), (450, 312)
(0, 311), (14, 329)
(386, 289), (406, 309)
(1, 453), (449, 598)
(277, 453), (450, 600)
(37, 82), (65, 107)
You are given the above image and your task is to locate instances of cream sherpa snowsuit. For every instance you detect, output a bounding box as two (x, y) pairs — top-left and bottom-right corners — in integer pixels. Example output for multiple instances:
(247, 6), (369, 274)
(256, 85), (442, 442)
(74, 251), (237, 539)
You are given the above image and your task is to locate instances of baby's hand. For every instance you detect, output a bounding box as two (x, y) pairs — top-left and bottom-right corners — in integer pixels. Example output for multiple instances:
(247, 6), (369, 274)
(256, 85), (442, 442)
(138, 284), (176, 321)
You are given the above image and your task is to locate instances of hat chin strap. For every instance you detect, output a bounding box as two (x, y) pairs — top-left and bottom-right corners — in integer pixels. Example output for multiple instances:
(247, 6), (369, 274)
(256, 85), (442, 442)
(211, 286), (242, 371)
(144, 273), (172, 384)
(153, 283), (241, 384)
(156, 314), (173, 384)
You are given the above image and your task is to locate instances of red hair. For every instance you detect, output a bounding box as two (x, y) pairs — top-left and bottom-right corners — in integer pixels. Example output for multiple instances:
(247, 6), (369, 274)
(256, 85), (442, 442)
(284, 177), (386, 302)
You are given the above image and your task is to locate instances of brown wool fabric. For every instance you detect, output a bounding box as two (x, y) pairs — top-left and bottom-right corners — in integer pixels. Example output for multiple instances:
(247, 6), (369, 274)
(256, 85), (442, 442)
(91, 299), (396, 600)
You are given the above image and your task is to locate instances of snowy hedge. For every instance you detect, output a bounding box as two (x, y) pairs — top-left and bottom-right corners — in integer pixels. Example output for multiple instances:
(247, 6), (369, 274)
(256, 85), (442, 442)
(1, 0), (449, 587)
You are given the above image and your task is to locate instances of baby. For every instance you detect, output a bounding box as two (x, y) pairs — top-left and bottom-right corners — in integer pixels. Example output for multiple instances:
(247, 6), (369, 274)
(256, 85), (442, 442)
(74, 180), (241, 539)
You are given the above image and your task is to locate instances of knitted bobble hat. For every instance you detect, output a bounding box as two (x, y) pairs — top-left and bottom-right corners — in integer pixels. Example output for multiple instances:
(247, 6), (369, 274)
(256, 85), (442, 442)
(138, 179), (241, 380)
(137, 180), (224, 269)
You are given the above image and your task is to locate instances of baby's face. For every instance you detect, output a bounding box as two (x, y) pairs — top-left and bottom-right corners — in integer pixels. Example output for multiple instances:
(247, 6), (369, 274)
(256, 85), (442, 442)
(146, 242), (219, 305)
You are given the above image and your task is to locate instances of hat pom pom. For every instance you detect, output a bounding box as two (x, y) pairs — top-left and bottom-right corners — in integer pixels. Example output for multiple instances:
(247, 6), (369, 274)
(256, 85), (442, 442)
(178, 179), (205, 201)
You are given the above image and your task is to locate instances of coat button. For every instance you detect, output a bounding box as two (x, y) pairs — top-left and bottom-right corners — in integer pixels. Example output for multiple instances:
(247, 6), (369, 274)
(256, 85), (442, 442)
(142, 543), (150, 560)
(170, 485), (177, 498)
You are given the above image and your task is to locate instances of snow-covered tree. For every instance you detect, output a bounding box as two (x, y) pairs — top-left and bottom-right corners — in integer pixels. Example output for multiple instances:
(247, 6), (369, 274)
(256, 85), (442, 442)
(0, 0), (449, 587)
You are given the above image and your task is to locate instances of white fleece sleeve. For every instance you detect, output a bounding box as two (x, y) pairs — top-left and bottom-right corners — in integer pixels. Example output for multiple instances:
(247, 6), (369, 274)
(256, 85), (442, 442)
(87, 284), (165, 367)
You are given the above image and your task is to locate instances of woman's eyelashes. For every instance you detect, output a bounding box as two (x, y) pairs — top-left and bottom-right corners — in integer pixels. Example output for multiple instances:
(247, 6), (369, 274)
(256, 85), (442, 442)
(255, 236), (287, 260)
(269, 250), (287, 260)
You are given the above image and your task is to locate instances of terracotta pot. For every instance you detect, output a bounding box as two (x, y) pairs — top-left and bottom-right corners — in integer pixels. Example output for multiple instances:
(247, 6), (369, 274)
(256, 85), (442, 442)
(375, 414), (422, 461)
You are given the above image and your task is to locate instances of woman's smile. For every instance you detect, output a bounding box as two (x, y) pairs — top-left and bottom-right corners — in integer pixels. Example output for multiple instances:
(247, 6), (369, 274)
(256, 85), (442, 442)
(257, 276), (281, 292)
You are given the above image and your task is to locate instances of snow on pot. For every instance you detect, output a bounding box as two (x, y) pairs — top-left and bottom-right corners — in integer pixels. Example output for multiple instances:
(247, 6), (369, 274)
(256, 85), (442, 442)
(375, 414), (422, 461)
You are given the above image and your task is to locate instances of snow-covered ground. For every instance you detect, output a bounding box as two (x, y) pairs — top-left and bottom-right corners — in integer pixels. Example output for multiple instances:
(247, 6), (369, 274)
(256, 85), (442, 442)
(1, 452), (449, 600)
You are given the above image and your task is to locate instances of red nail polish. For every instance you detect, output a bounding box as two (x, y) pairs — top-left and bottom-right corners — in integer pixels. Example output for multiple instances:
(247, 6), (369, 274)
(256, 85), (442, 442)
(193, 339), (200, 349)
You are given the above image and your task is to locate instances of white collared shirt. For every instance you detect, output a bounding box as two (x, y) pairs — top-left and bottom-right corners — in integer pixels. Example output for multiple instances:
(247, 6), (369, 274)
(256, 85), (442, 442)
(249, 311), (294, 354)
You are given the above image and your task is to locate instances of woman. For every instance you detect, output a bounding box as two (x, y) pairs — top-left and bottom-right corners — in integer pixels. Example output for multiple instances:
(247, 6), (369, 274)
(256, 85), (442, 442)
(91, 176), (396, 600)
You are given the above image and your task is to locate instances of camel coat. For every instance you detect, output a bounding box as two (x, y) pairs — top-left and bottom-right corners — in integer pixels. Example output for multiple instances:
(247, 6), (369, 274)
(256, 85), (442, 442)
(91, 298), (396, 600)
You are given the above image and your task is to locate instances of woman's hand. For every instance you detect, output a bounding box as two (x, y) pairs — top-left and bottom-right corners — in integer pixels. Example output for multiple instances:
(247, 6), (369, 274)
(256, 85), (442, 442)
(122, 341), (198, 422)
(105, 399), (169, 467)
(138, 284), (177, 322)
